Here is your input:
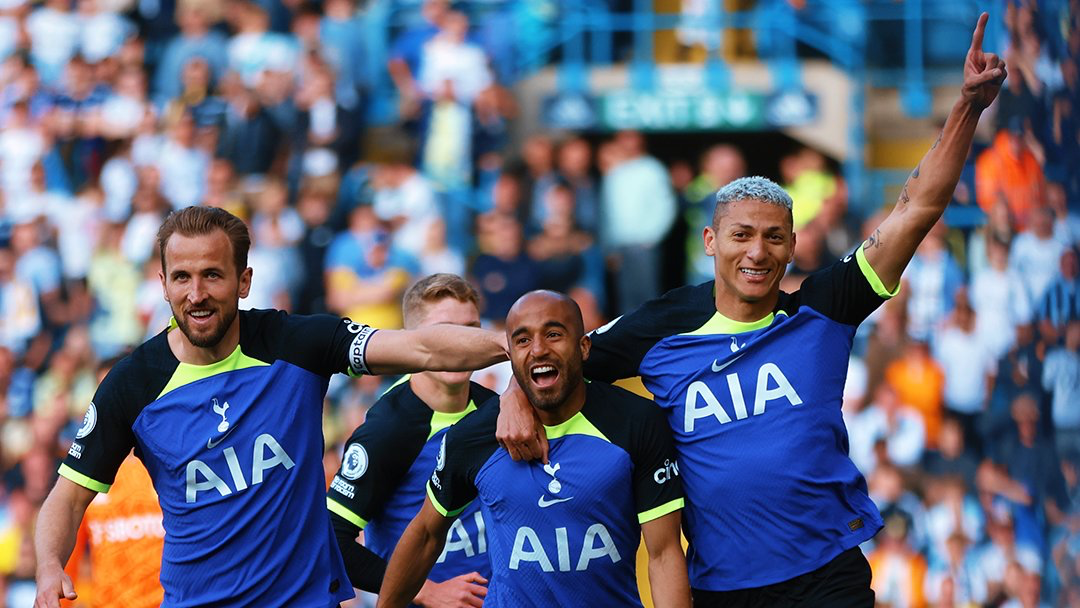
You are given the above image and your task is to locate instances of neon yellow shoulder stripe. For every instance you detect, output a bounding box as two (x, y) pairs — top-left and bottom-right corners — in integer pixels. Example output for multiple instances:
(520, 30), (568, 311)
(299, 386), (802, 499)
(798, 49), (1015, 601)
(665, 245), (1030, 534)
(856, 246), (901, 298)
(158, 345), (271, 399)
(544, 411), (610, 442)
(638, 498), (685, 524)
(681, 312), (774, 336)
(58, 464), (111, 493)
(327, 497), (368, 529)
(428, 401), (479, 441)
(426, 482), (468, 518)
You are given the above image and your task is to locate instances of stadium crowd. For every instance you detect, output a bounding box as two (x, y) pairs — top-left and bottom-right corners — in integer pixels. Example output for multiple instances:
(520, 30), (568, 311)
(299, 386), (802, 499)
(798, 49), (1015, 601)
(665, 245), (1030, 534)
(0, 0), (1078, 606)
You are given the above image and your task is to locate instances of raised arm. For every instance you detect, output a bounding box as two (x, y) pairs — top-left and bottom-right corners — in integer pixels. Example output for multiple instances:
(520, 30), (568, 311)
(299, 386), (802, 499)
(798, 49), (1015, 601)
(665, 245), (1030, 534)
(34, 478), (97, 608)
(641, 511), (691, 608)
(862, 12), (1006, 290)
(365, 325), (507, 376)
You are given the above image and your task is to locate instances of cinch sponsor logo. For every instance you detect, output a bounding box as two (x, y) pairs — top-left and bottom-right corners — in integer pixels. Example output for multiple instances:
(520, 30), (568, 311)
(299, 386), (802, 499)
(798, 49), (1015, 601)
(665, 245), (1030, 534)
(331, 476), (355, 499)
(509, 524), (621, 572)
(653, 459), (679, 484)
(684, 362), (803, 432)
(68, 442), (84, 459)
(185, 433), (295, 503)
(88, 515), (165, 544)
(437, 511), (487, 564)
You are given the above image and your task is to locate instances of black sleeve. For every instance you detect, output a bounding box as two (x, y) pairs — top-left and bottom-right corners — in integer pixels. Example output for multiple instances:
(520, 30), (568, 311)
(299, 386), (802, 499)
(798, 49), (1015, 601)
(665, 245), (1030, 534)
(427, 401), (500, 518)
(59, 357), (144, 492)
(584, 384), (685, 522)
(584, 283), (714, 382)
(331, 512), (388, 593)
(789, 247), (897, 326)
(327, 393), (430, 528)
(243, 309), (377, 378)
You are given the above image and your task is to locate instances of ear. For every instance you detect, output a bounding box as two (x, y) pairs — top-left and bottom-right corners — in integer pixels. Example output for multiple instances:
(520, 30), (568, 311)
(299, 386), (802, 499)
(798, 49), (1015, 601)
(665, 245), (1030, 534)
(788, 231), (797, 264)
(703, 226), (716, 256)
(238, 266), (253, 300)
(159, 270), (168, 301)
(579, 333), (591, 362)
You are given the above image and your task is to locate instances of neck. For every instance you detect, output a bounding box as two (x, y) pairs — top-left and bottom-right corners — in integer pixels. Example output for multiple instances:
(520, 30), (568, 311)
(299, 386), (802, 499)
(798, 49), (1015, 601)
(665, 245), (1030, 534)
(167, 319), (241, 365)
(534, 379), (587, 427)
(714, 290), (778, 323)
(409, 373), (471, 413)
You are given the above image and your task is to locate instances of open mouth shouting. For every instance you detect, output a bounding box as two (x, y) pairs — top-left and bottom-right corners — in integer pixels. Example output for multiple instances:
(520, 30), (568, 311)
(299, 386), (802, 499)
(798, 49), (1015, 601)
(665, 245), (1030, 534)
(530, 363), (560, 390)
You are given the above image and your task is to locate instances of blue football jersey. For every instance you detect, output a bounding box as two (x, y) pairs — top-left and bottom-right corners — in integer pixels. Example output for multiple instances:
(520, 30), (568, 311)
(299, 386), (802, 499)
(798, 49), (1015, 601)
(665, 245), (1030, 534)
(584, 247), (896, 591)
(327, 377), (496, 587)
(61, 310), (377, 607)
(428, 382), (684, 607)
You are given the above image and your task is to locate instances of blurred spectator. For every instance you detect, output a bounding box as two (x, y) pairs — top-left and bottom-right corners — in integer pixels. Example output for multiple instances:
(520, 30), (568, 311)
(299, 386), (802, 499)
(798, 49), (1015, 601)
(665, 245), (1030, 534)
(1035, 246), (1080, 334)
(969, 504), (1042, 605)
(98, 68), (152, 140)
(291, 59), (361, 181)
(520, 133), (558, 231)
(0, 246), (39, 357)
(683, 144), (746, 285)
(782, 147), (840, 232)
(1011, 207), (1066, 317)
(66, 454), (164, 608)
(975, 122), (1045, 230)
(387, 0), (450, 120)
(922, 415), (980, 490)
(923, 529), (980, 607)
(526, 181), (605, 311)
(25, 0), (80, 86)
(971, 234), (1024, 360)
(87, 221), (142, 357)
(1043, 321), (1080, 459)
(293, 179), (335, 315)
(225, 1), (297, 88)
(886, 340), (946, 449)
(417, 10), (492, 107)
(417, 218), (464, 278)
(868, 510), (928, 608)
(934, 287), (996, 452)
(554, 137), (599, 234)
(325, 203), (414, 329)
(600, 131), (676, 314)
(372, 157), (440, 259)
(985, 324), (1049, 448)
(471, 212), (538, 325)
(76, 0), (134, 65)
(154, 0), (228, 103)
(216, 78), (280, 177)
(848, 382), (927, 474)
(155, 112), (209, 209)
(318, 0), (368, 111)
(901, 221), (964, 341)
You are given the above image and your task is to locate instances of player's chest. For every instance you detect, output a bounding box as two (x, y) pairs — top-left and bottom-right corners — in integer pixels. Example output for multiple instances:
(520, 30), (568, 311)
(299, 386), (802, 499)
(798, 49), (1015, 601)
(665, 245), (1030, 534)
(641, 313), (854, 436)
(132, 363), (324, 482)
(477, 436), (633, 517)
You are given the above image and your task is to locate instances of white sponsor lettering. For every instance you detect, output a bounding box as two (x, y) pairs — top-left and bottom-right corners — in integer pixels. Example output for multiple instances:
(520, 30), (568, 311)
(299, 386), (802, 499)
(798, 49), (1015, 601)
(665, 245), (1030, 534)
(509, 524), (621, 572)
(68, 442), (83, 459)
(186, 433), (295, 503)
(684, 363), (803, 432)
(436, 511), (488, 564)
(331, 476), (355, 499)
(653, 459), (680, 484)
(88, 515), (165, 544)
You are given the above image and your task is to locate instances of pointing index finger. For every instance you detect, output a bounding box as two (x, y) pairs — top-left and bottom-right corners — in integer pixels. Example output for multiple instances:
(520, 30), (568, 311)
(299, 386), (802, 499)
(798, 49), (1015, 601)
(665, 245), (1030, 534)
(971, 12), (989, 53)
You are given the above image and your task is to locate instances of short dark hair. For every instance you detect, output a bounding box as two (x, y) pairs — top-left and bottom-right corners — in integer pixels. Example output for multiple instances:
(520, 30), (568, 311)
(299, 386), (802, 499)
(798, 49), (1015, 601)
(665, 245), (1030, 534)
(402, 273), (480, 328)
(156, 206), (251, 275)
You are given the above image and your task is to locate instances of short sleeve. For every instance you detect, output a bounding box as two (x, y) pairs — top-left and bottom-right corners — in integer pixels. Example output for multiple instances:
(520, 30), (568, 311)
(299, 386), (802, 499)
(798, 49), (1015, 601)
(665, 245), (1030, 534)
(258, 312), (378, 378)
(630, 403), (684, 524)
(327, 404), (428, 529)
(426, 403), (499, 518)
(59, 363), (139, 493)
(792, 246), (896, 327)
(585, 283), (714, 382)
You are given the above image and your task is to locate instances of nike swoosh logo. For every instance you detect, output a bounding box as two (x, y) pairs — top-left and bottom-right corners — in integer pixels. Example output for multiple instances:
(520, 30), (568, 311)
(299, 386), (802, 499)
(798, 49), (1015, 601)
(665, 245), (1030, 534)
(711, 353), (745, 373)
(843, 254), (853, 263)
(537, 496), (574, 508)
(207, 427), (237, 449)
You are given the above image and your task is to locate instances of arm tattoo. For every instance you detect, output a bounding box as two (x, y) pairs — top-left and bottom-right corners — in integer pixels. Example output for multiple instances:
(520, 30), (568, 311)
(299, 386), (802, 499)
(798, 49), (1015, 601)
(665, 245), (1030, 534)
(862, 228), (883, 250)
(911, 133), (940, 180)
(930, 132), (942, 150)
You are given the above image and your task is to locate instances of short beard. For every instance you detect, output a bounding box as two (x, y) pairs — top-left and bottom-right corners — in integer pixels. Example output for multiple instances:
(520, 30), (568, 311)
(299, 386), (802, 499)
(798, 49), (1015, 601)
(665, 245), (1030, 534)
(173, 305), (237, 348)
(512, 360), (584, 413)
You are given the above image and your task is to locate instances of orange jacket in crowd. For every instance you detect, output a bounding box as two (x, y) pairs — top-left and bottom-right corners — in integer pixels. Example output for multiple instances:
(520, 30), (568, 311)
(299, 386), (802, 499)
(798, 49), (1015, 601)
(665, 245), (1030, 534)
(63, 455), (164, 608)
(975, 130), (1045, 230)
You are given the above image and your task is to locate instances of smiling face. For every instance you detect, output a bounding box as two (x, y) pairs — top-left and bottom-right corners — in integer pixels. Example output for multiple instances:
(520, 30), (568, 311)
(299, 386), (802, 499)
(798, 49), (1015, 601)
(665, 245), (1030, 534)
(506, 292), (590, 417)
(160, 229), (251, 351)
(704, 198), (795, 318)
